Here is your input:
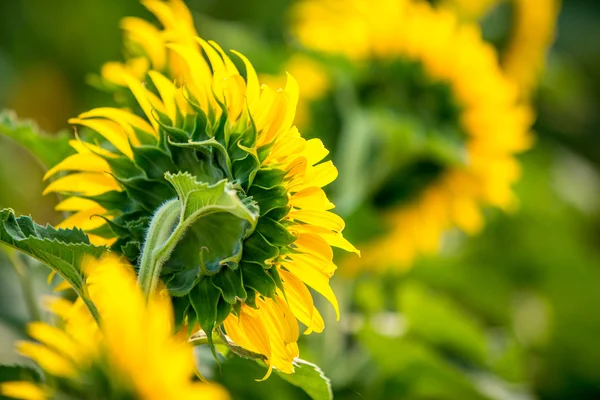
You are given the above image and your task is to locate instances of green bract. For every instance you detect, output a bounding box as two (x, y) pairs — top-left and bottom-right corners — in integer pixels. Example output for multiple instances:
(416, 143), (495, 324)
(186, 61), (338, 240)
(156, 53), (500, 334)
(80, 100), (294, 339)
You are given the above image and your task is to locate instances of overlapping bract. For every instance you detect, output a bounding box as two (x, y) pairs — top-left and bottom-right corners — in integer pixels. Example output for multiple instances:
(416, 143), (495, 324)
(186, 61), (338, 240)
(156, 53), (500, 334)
(292, 0), (532, 270)
(43, 0), (357, 374)
(0, 255), (228, 400)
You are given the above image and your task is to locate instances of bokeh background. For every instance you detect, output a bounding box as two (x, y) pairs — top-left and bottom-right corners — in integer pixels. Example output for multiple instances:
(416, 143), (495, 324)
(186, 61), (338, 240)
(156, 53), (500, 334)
(1, 1), (600, 399)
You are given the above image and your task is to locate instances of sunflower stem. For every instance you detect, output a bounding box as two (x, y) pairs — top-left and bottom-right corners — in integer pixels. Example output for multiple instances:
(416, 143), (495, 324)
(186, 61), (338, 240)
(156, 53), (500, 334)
(138, 199), (181, 298)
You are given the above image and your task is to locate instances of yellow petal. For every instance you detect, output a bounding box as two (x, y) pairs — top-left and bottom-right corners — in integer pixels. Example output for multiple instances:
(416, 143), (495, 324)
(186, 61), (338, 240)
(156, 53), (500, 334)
(293, 233), (333, 262)
(55, 197), (100, 212)
(288, 209), (345, 232)
(27, 323), (80, 363)
(280, 259), (339, 320)
(290, 187), (335, 211)
(0, 381), (48, 400)
(52, 280), (73, 293)
(302, 138), (329, 166)
(79, 107), (155, 139)
(148, 70), (178, 120)
(303, 160), (338, 189)
(230, 50), (260, 112)
(69, 118), (132, 158)
(43, 173), (119, 197)
(279, 269), (324, 334)
(121, 17), (166, 70)
(17, 342), (75, 378)
(56, 207), (109, 231)
(44, 153), (109, 181)
(292, 224), (360, 255)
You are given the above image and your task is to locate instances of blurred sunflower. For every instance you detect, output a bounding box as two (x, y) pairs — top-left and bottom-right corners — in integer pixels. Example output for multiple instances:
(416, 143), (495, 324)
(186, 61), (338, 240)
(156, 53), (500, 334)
(0, 255), (228, 400)
(291, 0), (532, 271)
(43, 0), (357, 376)
(440, 0), (561, 97)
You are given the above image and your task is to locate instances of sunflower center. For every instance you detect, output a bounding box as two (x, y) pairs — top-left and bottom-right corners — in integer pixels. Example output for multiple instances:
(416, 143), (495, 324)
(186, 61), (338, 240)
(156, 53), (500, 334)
(360, 59), (467, 209)
(358, 59), (462, 135)
(373, 159), (445, 208)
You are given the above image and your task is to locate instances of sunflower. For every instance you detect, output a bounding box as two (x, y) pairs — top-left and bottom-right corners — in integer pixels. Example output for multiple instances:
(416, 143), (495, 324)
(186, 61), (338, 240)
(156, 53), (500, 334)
(43, 0), (357, 375)
(439, 0), (561, 97)
(291, 0), (532, 271)
(0, 255), (228, 400)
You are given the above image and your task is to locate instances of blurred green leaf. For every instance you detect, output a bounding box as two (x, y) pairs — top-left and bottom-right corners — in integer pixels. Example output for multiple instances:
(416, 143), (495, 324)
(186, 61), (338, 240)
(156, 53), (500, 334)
(0, 364), (40, 383)
(399, 281), (487, 366)
(360, 331), (490, 400)
(274, 359), (332, 400)
(0, 110), (74, 170)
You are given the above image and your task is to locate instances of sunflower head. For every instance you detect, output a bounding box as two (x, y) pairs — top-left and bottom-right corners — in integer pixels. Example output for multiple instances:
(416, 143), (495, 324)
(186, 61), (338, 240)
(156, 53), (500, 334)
(437, 0), (561, 97)
(44, 0), (357, 374)
(290, 0), (533, 271)
(0, 255), (228, 400)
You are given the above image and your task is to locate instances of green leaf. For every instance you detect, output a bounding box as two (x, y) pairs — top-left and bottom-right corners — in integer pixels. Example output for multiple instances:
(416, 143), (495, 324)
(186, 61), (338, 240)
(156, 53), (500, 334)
(0, 110), (74, 170)
(0, 364), (41, 383)
(0, 208), (106, 322)
(274, 359), (333, 400)
(398, 282), (488, 365)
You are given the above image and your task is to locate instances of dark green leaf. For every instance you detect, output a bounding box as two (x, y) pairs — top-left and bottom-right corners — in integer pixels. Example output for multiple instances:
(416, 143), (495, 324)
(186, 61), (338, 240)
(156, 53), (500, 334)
(0, 208), (106, 322)
(274, 359), (333, 400)
(0, 364), (41, 383)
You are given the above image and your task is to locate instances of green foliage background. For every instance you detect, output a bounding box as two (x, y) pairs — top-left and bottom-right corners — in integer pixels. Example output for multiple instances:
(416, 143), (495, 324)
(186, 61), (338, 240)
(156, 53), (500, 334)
(1, 1), (600, 399)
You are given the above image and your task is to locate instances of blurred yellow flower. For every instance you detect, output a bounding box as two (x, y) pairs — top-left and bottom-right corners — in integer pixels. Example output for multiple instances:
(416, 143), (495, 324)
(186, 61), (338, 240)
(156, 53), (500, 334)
(440, 0), (561, 97)
(292, 0), (532, 271)
(0, 255), (228, 400)
(42, 0), (357, 375)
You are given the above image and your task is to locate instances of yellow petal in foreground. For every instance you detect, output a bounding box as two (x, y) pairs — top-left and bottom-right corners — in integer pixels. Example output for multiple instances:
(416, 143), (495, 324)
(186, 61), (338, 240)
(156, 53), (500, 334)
(0, 382), (48, 400)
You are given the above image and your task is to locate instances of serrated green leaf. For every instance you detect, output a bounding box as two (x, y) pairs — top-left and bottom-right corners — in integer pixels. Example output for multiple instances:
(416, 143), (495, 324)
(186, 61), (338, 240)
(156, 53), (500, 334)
(274, 359), (333, 400)
(0, 110), (74, 169)
(0, 208), (106, 322)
